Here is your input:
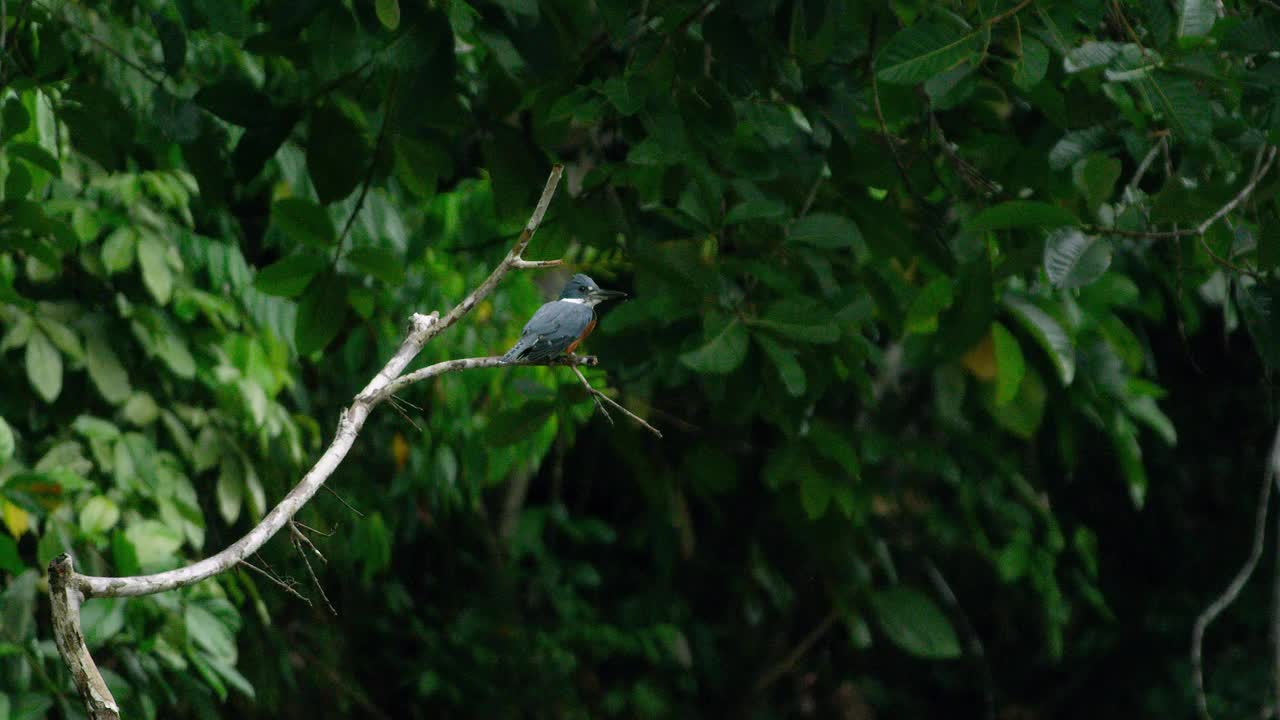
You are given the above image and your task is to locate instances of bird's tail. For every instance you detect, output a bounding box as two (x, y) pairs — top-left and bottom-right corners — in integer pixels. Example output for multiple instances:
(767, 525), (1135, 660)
(500, 338), (529, 364)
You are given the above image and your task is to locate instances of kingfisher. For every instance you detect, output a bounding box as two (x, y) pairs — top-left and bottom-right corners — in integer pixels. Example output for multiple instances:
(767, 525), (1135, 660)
(500, 274), (626, 363)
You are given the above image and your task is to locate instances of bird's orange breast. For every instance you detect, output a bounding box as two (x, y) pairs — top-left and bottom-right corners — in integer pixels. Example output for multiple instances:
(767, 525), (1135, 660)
(564, 317), (597, 353)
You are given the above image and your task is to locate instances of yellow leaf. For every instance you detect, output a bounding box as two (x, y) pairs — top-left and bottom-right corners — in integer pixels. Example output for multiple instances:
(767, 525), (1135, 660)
(392, 432), (410, 472)
(961, 330), (997, 381)
(3, 500), (31, 538)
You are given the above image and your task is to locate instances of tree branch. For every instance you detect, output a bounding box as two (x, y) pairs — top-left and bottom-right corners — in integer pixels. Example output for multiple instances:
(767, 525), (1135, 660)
(1087, 144), (1278, 246)
(46, 164), (607, 719)
(570, 365), (663, 438)
(1191, 417), (1280, 720)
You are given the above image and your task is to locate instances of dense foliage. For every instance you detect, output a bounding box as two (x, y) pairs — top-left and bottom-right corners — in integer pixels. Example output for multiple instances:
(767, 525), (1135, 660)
(3, 0), (1280, 717)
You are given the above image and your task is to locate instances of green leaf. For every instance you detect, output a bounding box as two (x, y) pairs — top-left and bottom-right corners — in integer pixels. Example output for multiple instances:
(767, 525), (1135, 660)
(965, 201), (1079, 233)
(870, 586), (961, 659)
(271, 198), (336, 248)
(25, 329), (62, 403)
(101, 228), (137, 274)
(1073, 154), (1121, 213)
(1043, 228), (1112, 289)
(755, 335), (806, 396)
(125, 519), (183, 567)
(307, 104), (370, 205)
(1012, 36), (1049, 90)
(346, 247), (405, 285)
(876, 23), (977, 85)
(79, 496), (121, 534)
(123, 392), (160, 426)
(800, 474), (831, 519)
(1150, 74), (1212, 142)
(253, 253), (326, 298)
(0, 416), (14, 464)
(36, 318), (83, 362)
(1005, 296), (1075, 385)
(1063, 42), (1126, 73)
(1128, 395), (1177, 446)
(154, 328), (196, 379)
(8, 142), (60, 176)
(1, 315), (31, 352)
(679, 316), (748, 374)
(186, 603), (237, 660)
(789, 213), (863, 249)
(295, 273), (349, 356)
(725, 199), (787, 225)
(72, 415), (120, 441)
(1049, 127), (1107, 171)
(86, 334), (132, 405)
(217, 457), (243, 524)
(137, 235), (174, 304)
(0, 534), (21, 574)
(80, 598), (126, 649)
(375, 0), (401, 30)
(991, 321), (1025, 406)
(985, 363), (1047, 439)
(751, 300), (841, 343)
(905, 277), (955, 335)
(1177, 0), (1215, 37)
(1111, 414), (1147, 508)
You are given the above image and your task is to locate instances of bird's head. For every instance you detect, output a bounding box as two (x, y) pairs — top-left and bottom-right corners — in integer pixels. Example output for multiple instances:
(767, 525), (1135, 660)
(559, 273), (626, 307)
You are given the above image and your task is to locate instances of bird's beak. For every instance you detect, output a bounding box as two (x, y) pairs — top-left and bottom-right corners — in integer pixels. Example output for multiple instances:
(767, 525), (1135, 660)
(591, 288), (628, 301)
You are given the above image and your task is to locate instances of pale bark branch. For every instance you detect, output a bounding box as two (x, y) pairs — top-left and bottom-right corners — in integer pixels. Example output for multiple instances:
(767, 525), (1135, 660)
(1192, 418), (1280, 720)
(46, 163), (636, 719)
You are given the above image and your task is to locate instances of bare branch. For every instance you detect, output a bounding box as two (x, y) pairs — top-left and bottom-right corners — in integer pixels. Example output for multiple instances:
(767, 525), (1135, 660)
(1127, 136), (1166, 193)
(48, 165), (587, 717)
(572, 366), (615, 425)
(570, 366), (662, 438)
(239, 558), (311, 606)
(1192, 418), (1280, 720)
(753, 610), (839, 694)
(511, 258), (565, 269)
(1088, 144), (1278, 249)
(416, 165), (564, 344)
(48, 555), (119, 720)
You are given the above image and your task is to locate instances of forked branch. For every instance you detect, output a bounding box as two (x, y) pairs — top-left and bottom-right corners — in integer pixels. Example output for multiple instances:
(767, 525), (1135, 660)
(47, 163), (658, 719)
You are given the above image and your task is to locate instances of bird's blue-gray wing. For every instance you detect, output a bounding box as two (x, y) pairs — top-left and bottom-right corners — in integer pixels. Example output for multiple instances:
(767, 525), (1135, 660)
(502, 301), (593, 362)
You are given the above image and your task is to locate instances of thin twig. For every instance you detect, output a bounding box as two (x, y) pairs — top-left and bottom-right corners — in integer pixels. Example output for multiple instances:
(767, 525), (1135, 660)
(322, 484), (365, 518)
(293, 521), (336, 538)
(1127, 137), (1165, 193)
(573, 366), (615, 425)
(292, 528), (336, 615)
(1084, 144), (1278, 265)
(926, 559), (996, 720)
(290, 521), (328, 564)
(333, 72), (398, 265)
(239, 559), (311, 606)
(38, 1), (166, 87)
(386, 394), (423, 432)
(570, 365), (662, 437)
(753, 610), (840, 693)
(1192, 419), (1280, 720)
(869, 15), (913, 197)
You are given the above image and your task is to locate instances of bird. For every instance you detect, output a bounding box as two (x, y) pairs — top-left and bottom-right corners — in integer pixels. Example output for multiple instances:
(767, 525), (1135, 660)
(500, 273), (626, 363)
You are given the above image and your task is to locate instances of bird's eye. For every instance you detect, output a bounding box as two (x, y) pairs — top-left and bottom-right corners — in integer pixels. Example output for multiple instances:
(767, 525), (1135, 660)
(580, 285), (588, 291)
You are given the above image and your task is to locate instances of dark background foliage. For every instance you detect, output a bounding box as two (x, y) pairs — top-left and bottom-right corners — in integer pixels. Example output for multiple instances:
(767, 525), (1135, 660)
(2, 0), (1280, 718)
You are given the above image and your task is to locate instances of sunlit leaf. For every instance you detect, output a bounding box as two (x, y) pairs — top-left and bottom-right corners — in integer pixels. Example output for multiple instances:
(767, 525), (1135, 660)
(870, 586), (961, 659)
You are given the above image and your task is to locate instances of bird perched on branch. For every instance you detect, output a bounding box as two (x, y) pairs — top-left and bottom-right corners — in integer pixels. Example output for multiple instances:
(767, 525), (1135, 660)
(501, 274), (626, 363)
